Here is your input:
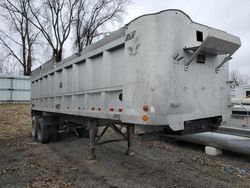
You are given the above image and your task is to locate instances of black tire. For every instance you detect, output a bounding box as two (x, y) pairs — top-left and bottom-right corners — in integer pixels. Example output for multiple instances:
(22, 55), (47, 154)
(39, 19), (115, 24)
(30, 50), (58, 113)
(50, 124), (59, 142)
(31, 116), (38, 140)
(37, 118), (50, 144)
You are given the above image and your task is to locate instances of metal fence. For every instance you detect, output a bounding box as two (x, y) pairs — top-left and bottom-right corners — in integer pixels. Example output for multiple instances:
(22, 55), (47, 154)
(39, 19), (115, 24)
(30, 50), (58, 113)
(0, 75), (30, 103)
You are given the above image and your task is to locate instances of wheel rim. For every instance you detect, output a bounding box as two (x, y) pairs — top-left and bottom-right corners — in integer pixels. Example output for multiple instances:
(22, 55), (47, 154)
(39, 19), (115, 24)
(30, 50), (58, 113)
(32, 119), (36, 137)
(37, 122), (42, 141)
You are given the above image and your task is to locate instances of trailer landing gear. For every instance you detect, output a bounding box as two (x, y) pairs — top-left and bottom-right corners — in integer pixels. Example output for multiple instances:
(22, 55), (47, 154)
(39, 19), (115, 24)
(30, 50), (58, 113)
(89, 121), (97, 161)
(89, 122), (134, 161)
(126, 125), (135, 156)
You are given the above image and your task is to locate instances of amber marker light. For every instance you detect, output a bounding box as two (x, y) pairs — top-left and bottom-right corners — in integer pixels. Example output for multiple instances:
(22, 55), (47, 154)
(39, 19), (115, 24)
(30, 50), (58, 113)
(143, 105), (149, 112)
(142, 115), (149, 121)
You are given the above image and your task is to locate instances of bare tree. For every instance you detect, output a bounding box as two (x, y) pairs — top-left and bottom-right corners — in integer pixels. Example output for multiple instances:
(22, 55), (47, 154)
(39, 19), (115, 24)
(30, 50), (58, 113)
(0, 51), (22, 75)
(25, 0), (79, 62)
(230, 69), (250, 88)
(74, 0), (129, 53)
(2, 0), (129, 69)
(0, 0), (39, 76)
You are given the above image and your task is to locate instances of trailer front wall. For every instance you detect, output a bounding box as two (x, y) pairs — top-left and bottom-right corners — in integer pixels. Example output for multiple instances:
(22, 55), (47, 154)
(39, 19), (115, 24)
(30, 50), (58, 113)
(121, 10), (239, 130)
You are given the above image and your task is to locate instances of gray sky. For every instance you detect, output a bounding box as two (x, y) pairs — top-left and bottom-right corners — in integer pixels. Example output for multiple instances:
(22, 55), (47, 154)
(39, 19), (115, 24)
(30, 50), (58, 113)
(123, 0), (250, 74)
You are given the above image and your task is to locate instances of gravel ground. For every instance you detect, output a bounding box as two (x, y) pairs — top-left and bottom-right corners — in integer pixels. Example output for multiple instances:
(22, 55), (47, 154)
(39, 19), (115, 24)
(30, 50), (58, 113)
(1, 104), (250, 188)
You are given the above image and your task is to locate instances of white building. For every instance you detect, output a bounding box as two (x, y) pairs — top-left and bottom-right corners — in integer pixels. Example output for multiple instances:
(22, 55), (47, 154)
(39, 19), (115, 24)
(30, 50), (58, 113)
(231, 85), (250, 100)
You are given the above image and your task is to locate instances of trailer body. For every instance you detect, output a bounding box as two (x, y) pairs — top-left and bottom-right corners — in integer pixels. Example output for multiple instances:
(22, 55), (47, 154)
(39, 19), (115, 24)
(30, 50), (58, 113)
(31, 10), (241, 133)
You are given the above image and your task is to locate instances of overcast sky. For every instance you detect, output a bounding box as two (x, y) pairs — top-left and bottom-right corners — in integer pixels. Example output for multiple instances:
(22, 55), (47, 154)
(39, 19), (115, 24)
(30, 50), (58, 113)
(123, 0), (250, 74)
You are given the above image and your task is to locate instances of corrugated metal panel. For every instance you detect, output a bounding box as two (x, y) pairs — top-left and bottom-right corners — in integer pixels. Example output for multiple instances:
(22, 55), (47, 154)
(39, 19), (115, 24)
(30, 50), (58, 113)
(13, 79), (30, 90)
(0, 90), (11, 101)
(0, 77), (11, 89)
(12, 90), (30, 101)
(0, 74), (30, 102)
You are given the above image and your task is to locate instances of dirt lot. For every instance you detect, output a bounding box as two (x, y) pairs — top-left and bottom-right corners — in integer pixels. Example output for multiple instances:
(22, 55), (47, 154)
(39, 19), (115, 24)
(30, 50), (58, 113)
(1, 104), (250, 188)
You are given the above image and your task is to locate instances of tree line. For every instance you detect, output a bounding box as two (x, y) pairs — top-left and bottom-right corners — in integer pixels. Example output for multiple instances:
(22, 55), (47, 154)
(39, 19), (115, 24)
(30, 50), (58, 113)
(0, 0), (129, 75)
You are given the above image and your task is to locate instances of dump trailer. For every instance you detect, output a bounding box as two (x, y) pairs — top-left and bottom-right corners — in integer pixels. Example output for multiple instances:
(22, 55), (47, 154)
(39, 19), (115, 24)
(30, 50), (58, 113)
(31, 9), (241, 159)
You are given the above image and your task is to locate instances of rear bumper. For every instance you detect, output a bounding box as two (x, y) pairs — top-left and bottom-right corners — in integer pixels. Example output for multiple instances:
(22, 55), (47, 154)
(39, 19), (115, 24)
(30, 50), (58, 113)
(164, 116), (222, 135)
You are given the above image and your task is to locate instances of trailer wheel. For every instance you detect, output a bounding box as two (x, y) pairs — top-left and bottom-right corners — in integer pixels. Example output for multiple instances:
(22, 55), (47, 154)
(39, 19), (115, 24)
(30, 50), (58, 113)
(32, 117), (37, 139)
(37, 118), (50, 144)
(50, 124), (59, 141)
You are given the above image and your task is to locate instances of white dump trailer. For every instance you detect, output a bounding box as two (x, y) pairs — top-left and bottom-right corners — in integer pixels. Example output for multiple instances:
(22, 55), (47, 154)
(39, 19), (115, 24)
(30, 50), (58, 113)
(31, 9), (241, 159)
